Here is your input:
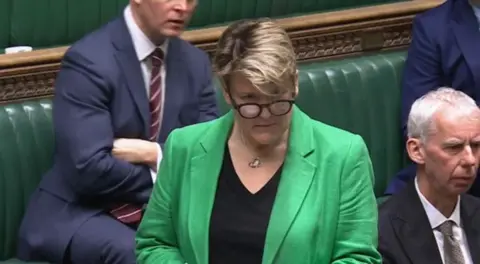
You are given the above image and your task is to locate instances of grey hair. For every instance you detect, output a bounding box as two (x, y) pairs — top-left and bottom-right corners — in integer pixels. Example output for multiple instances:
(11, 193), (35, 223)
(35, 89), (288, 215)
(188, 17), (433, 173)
(212, 18), (297, 95)
(407, 87), (479, 141)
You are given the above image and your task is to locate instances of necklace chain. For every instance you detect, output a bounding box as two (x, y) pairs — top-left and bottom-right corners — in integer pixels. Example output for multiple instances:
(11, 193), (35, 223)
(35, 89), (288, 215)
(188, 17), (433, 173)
(239, 131), (262, 169)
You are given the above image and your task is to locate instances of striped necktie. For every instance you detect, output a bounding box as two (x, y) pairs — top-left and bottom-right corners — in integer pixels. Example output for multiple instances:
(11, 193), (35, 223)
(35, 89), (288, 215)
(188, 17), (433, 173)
(108, 48), (165, 224)
(149, 48), (164, 141)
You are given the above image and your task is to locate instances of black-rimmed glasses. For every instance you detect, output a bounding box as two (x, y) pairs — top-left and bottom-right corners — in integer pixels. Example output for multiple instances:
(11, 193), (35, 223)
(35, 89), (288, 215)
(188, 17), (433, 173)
(231, 99), (295, 119)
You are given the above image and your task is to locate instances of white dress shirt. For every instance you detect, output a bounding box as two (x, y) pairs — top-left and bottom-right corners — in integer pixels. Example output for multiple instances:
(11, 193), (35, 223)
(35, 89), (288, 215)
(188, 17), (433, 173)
(415, 178), (473, 264)
(124, 5), (167, 183)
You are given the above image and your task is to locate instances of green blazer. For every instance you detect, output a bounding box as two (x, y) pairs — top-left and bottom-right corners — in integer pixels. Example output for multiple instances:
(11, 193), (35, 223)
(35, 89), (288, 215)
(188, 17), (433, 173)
(136, 107), (381, 264)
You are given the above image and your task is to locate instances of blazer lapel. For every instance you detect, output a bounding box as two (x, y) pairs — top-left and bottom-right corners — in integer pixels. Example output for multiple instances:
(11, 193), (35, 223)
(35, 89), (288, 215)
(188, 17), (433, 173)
(452, 0), (480, 92)
(111, 17), (150, 137)
(188, 112), (233, 264)
(159, 38), (188, 139)
(393, 182), (443, 264)
(460, 195), (480, 263)
(263, 107), (316, 264)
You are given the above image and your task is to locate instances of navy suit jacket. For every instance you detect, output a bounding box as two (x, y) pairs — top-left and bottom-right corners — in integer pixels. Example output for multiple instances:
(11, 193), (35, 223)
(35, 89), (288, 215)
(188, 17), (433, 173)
(386, 0), (480, 196)
(17, 15), (218, 262)
(379, 181), (480, 264)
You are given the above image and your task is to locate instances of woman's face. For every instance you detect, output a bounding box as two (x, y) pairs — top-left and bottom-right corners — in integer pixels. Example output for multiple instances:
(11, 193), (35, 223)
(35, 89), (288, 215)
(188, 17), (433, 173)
(224, 73), (297, 146)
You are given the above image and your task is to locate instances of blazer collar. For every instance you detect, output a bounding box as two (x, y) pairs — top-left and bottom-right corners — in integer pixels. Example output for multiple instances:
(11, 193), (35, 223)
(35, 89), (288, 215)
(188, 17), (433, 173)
(390, 181), (443, 264)
(187, 106), (316, 264)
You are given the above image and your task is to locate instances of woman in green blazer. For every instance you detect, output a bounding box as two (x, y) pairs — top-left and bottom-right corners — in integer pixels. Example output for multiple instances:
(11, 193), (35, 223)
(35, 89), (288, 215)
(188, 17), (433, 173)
(136, 18), (381, 264)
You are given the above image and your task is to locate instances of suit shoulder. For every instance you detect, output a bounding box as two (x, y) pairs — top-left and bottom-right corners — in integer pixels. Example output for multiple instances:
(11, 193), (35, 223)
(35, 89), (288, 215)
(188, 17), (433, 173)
(173, 37), (208, 57)
(414, 0), (451, 26)
(462, 194), (480, 208)
(64, 18), (118, 68)
(172, 37), (210, 66)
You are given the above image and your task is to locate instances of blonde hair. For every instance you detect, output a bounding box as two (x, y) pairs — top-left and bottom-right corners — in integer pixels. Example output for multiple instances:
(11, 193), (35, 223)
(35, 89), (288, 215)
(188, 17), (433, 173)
(213, 18), (297, 96)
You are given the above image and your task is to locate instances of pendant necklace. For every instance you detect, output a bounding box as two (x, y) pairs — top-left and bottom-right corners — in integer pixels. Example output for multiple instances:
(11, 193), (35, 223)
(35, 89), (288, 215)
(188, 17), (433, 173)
(248, 157), (262, 168)
(240, 132), (262, 168)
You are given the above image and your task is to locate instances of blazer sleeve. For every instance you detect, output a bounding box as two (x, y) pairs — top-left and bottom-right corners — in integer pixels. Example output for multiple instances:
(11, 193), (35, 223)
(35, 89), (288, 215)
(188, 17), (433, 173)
(53, 50), (152, 203)
(197, 52), (219, 122)
(136, 130), (185, 264)
(401, 15), (442, 138)
(331, 136), (382, 264)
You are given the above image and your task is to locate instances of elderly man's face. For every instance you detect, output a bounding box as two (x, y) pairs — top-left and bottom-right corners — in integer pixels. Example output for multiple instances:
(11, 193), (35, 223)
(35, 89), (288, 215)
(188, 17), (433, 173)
(413, 109), (480, 196)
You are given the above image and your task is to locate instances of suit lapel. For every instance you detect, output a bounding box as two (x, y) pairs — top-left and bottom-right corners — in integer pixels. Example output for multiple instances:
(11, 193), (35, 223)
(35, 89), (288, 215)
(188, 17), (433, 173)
(159, 38), (188, 140)
(263, 108), (316, 264)
(188, 112), (233, 264)
(393, 182), (443, 264)
(111, 17), (150, 137)
(460, 195), (480, 263)
(452, 0), (480, 93)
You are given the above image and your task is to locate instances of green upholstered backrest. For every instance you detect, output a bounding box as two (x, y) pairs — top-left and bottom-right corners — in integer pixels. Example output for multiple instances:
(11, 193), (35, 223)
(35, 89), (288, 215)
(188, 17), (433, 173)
(0, 100), (54, 260)
(4, 0), (405, 49)
(0, 51), (407, 260)
(297, 51), (408, 196)
(9, 0), (128, 48)
(0, 0), (11, 49)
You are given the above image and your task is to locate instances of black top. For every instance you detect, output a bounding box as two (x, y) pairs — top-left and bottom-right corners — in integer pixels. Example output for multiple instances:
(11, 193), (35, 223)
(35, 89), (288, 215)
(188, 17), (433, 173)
(209, 146), (283, 264)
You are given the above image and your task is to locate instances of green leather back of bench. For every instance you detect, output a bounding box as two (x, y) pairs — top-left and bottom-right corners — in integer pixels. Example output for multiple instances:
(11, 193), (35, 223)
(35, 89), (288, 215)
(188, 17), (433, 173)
(0, 0), (11, 49)
(0, 51), (406, 260)
(0, 100), (54, 260)
(5, 0), (404, 49)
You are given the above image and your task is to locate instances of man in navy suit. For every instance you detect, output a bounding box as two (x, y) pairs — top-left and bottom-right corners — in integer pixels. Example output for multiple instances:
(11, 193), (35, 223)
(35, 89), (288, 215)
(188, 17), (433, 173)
(386, 0), (480, 197)
(16, 0), (218, 263)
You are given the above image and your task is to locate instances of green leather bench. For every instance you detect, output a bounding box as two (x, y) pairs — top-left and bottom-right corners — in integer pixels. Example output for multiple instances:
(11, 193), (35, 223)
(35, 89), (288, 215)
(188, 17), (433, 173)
(3, 0), (404, 49)
(0, 50), (407, 261)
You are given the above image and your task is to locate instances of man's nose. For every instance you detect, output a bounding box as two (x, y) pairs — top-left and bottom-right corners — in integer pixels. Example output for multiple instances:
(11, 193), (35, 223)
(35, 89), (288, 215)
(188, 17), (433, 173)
(173, 0), (188, 11)
(462, 146), (477, 166)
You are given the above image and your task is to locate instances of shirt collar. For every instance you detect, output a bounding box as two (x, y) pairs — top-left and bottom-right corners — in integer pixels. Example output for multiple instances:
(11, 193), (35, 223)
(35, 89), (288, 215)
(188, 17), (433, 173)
(123, 5), (168, 62)
(415, 177), (461, 229)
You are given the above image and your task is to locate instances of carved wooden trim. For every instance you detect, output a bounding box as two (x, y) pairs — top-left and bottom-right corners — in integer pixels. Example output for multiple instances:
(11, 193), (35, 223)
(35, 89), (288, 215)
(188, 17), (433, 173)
(0, 0), (442, 103)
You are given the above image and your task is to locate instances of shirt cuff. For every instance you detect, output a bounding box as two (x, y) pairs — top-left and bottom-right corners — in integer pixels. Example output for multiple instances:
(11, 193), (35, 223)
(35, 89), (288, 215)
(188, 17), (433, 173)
(149, 143), (163, 183)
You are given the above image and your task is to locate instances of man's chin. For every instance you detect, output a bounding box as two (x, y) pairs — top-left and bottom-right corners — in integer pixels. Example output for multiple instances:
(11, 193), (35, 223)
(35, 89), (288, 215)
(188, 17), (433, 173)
(162, 27), (185, 37)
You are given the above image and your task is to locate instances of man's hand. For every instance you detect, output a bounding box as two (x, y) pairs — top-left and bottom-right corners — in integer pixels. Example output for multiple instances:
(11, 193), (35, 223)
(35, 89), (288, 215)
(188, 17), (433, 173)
(112, 138), (158, 169)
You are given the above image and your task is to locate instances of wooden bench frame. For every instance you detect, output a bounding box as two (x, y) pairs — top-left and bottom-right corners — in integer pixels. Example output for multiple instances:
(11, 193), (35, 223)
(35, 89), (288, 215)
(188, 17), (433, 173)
(0, 0), (442, 103)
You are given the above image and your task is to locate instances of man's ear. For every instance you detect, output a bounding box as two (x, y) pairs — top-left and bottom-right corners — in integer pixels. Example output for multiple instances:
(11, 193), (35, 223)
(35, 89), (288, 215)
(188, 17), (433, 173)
(406, 137), (426, 165)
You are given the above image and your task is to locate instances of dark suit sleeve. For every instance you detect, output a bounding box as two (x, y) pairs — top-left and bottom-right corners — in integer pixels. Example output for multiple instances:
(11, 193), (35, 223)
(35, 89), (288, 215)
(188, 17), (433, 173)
(53, 51), (152, 203)
(401, 16), (442, 138)
(378, 203), (400, 264)
(197, 52), (219, 122)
